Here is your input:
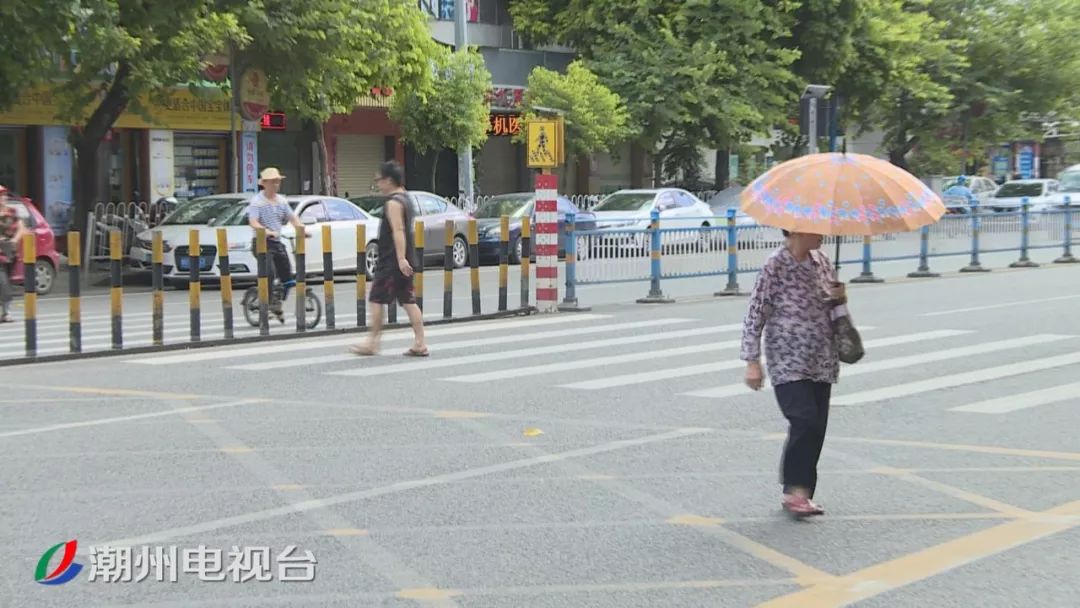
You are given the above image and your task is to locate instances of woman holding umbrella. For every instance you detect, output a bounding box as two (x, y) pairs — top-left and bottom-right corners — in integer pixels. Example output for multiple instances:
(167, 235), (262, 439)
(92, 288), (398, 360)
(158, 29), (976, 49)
(737, 152), (946, 518)
(741, 230), (847, 517)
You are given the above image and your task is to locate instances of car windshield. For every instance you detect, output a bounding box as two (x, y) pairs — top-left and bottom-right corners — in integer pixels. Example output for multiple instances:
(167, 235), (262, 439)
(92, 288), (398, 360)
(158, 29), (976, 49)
(160, 197), (247, 225)
(1059, 171), (1080, 192)
(205, 200), (301, 226)
(351, 196), (388, 217)
(476, 196), (532, 218)
(995, 183), (1044, 198)
(593, 193), (656, 212)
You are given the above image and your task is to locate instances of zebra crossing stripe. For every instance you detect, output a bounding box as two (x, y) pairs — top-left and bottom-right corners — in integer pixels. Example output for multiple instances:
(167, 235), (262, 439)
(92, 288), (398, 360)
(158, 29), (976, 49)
(562, 329), (962, 391)
(681, 334), (1073, 400)
(228, 318), (697, 371)
(127, 314), (608, 366)
(328, 325), (745, 378)
(950, 381), (1080, 414)
(833, 351), (1080, 406)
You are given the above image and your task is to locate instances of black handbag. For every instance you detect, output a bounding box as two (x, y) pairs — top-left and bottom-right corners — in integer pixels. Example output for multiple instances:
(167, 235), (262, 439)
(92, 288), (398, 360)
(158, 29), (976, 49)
(834, 312), (865, 364)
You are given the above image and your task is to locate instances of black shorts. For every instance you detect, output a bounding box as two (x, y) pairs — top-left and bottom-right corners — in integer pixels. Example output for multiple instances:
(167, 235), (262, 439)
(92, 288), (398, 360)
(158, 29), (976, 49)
(370, 272), (416, 305)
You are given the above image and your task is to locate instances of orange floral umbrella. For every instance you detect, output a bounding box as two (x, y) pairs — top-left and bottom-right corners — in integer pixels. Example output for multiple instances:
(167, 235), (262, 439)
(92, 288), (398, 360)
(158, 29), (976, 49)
(740, 152), (946, 236)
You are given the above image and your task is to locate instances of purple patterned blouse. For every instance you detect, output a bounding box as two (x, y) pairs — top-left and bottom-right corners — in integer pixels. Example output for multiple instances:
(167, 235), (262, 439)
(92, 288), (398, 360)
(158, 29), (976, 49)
(740, 246), (840, 385)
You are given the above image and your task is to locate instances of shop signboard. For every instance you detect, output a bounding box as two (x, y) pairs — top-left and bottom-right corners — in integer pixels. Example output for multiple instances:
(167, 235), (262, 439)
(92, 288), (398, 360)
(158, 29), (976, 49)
(149, 130), (175, 200)
(0, 85), (242, 131)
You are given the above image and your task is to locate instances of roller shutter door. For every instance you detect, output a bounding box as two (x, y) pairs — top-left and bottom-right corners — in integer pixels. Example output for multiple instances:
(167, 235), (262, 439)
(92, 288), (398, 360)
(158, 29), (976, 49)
(335, 135), (384, 198)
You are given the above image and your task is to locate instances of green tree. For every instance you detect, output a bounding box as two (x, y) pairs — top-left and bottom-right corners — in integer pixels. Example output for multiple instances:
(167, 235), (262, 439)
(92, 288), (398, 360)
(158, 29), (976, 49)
(510, 0), (798, 185)
(389, 47), (492, 190)
(516, 61), (634, 188)
(0, 1), (75, 109)
(236, 0), (439, 194)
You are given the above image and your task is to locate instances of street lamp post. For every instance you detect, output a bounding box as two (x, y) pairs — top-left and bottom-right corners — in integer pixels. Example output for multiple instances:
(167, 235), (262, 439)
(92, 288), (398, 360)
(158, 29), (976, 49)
(802, 84), (833, 155)
(455, 0), (475, 210)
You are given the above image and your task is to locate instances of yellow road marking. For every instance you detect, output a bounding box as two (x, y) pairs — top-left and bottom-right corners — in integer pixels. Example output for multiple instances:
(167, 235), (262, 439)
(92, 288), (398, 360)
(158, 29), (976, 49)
(323, 528), (369, 537)
(396, 588), (462, 600)
(668, 514), (724, 527)
(8, 384), (204, 400)
(220, 446), (254, 454)
(706, 527), (838, 585)
(872, 468), (1033, 517)
(576, 474), (615, 480)
(757, 500), (1080, 607)
(271, 484), (305, 491)
(827, 435), (1080, 462)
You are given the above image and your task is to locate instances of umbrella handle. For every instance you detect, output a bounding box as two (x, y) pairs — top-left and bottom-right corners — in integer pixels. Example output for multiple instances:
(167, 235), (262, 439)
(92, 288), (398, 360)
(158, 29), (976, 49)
(834, 239), (841, 272)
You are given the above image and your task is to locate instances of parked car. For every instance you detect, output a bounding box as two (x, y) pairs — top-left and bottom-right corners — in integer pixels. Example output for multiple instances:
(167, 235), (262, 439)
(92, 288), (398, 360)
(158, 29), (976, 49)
(590, 189), (717, 253)
(705, 186), (784, 250)
(473, 193), (598, 263)
(939, 176), (999, 213)
(990, 179), (1060, 212)
(129, 194), (380, 289)
(6, 194), (60, 295)
(1056, 164), (1080, 204)
(349, 191), (472, 268)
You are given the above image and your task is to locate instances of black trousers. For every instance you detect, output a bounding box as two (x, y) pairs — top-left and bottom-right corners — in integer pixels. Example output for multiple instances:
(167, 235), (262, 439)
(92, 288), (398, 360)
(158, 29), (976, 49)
(774, 380), (832, 498)
(252, 237), (294, 285)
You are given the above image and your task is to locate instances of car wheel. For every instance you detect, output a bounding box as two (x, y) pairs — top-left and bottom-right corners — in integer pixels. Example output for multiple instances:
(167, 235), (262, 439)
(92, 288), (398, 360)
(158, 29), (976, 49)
(365, 242), (379, 279)
(452, 235), (468, 268)
(510, 237), (522, 265)
(34, 259), (56, 295)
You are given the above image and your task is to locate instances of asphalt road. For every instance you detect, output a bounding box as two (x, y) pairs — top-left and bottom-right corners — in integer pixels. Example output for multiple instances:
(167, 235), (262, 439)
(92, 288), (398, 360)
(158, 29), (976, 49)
(2, 259), (1079, 606)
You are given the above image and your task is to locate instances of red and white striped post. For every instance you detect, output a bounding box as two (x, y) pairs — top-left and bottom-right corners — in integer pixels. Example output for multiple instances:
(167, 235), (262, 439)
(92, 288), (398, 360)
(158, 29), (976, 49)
(534, 173), (560, 312)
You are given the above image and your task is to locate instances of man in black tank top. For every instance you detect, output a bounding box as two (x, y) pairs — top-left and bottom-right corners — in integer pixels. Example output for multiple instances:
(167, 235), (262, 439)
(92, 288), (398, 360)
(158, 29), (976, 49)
(350, 161), (429, 356)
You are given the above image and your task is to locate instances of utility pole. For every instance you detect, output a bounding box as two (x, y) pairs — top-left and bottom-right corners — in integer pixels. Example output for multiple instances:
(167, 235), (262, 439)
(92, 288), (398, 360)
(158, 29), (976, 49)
(455, 0), (475, 210)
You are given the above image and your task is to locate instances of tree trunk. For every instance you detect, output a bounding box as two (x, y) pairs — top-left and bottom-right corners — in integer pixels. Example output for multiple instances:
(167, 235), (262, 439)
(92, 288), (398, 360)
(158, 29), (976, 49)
(888, 134), (919, 171)
(73, 63), (133, 237)
(430, 149), (441, 192)
(315, 124), (331, 195)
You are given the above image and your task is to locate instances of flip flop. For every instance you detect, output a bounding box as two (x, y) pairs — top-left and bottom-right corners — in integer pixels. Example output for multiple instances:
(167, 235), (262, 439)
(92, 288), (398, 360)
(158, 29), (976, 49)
(403, 346), (430, 357)
(348, 345), (378, 356)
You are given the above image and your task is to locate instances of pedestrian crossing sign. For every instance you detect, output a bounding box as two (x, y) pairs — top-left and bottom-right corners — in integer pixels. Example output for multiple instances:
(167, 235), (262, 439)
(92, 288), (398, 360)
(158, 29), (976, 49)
(527, 118), (564, 169)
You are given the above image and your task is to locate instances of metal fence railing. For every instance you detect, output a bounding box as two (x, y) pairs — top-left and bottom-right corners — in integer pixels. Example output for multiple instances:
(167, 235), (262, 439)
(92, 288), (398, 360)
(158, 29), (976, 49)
(563, 198), (1080, 303)
(86, 201), (174, 272)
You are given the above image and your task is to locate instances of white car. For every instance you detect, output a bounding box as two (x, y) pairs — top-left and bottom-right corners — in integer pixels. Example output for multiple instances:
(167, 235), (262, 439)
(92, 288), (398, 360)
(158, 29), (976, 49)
(590, 189), (717, 252)
(129, 194), (380, 288)
(939, 176), (999, 213)
(990, 179), (1060, 213)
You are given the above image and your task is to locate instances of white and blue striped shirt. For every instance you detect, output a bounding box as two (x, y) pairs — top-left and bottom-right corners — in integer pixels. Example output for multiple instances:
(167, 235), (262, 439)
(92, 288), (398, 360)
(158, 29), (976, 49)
(245, 193), (294, 233)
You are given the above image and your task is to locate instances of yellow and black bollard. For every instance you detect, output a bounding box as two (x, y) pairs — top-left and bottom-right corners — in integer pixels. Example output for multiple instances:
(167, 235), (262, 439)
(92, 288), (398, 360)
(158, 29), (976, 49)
(414, 219), (425, 312)
(322, 224), (335, 330)
(520, 219), (531, 308)
(256, 228), (270, 336)
(216, 228), (234, 339)
(498, 215), (509, 311)
(188, 230), (202, 342)
(23, 234), (37, 358)
(67, 231), (81, 353)
(110, 230), (123, 350)
(443, 220), (454, 320)
(294, 225), (307, 332)
(469, 218), (480, 316)
(355, 224), (367, 327)
(152, 231), (165, 345)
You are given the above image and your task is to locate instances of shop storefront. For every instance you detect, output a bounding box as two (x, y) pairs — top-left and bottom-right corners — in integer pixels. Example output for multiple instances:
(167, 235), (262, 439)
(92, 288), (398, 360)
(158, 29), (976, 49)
(478, 111), (525, 195)
(0, 84), (247, 222)
(323, 93), (402, 199)
(258, 112), (316, 195)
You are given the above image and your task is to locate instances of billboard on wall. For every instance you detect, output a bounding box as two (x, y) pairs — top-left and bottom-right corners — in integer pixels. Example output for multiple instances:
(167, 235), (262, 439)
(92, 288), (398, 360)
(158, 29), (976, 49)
(40, 127), (73, 235)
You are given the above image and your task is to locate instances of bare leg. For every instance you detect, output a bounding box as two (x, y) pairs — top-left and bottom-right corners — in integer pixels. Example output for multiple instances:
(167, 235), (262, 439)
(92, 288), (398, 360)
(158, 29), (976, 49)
(363, 303), (385, 353)
(401, 302), (426, 351)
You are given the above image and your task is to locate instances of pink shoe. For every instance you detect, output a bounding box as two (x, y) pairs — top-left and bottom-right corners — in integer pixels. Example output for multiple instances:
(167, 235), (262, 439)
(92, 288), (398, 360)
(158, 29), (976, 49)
(782, 494), (825, 517)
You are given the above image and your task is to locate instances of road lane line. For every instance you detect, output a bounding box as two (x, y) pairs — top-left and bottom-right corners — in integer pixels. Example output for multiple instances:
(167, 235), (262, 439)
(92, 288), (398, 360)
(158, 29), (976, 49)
(563, 329), (957, 390)
(128, 314), (608, 365)
(4, 384), (204, 399)
(682, 334), (1073, 399)
(229, 318), (695, 371)
(821, 435), (1080, 462)
(757, 500), (1080, 608)
(82, 427), (711, 553)
(833, 351), (1080, 405)
(448, 341), (743, 383)
(921, 294), (1080, 317)
(950, 381), (1080, 414)
(0, 399), (265, 439)
(328, 325), (743, 378)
